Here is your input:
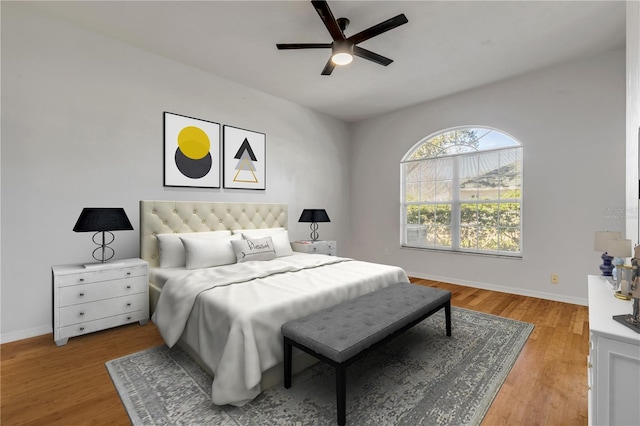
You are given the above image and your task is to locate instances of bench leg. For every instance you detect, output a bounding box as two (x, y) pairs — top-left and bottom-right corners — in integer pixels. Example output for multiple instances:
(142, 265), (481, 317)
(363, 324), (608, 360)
(284, 337), (292, 389)
(445, 300), (452, 337)
(336, 364), (346, 426)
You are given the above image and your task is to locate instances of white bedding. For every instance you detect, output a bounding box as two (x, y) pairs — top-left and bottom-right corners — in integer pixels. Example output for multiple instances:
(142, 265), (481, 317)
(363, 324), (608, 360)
(152, 253), (408, 406)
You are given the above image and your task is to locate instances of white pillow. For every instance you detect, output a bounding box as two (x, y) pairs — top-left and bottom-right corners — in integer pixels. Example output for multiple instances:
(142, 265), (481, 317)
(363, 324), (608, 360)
(242, 230), (293, 257)
(231, 227), (285, 237)
(180, 234), (241, 270)
(156, 230), (232, 268)
(230, 236), (277, 263)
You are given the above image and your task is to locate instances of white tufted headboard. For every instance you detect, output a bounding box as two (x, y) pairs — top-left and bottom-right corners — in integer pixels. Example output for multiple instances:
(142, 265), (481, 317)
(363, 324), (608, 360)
(140, 200), (288, 268)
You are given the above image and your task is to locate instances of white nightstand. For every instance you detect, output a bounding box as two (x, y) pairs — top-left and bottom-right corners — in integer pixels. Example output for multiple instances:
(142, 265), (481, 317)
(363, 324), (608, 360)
(291, 240), (337, 256)
(52, 258), (149, 346)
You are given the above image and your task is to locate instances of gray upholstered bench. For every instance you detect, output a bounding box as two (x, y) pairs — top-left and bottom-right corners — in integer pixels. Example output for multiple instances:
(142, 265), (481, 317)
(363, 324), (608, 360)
(281, 283), (452, 426)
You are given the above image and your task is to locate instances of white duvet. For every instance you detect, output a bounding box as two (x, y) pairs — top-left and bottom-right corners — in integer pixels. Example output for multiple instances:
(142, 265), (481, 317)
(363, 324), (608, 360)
(152, 253), (408, 406)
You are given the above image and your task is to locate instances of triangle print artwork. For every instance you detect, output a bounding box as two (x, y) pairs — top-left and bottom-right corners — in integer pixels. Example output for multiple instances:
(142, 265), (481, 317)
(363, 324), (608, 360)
(233, 138), (258, 183)
(223, 125), (266, 190)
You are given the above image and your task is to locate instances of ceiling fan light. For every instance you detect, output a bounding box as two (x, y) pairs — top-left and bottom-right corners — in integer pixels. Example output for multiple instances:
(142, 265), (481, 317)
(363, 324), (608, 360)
(331, 52), (353, 65)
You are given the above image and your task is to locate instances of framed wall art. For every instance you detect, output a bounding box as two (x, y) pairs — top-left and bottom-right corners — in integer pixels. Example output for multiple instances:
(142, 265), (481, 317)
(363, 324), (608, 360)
(223, 125), (266, 190)
(164, 112), (220, 188)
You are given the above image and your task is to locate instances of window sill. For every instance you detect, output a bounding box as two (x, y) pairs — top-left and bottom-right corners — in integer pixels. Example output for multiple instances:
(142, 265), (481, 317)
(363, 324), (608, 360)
(400, 245), (523, 260)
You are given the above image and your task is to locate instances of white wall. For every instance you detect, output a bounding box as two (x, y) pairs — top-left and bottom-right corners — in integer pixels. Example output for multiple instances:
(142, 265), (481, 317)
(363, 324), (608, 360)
(348, 49), (626, 305)
(627, 1), (640, 244)
(0, 4), (350, 342)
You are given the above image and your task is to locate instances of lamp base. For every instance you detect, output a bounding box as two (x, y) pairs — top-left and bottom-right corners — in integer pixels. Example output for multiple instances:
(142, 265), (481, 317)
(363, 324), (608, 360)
(599, 252), (614, 276)
(92, 231), (116, 263)
(309, 222), (319, 241)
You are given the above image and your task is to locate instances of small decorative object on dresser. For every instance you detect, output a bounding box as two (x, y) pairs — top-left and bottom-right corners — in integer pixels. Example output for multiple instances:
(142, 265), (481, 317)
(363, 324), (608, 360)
(594, 231), (621, 276)
(52, 258), (149, 346)
(291, 240), (337, 256)
(298, 208), (330, 241)
(73, 207), (134, 264)
(607, 238), (632, 288)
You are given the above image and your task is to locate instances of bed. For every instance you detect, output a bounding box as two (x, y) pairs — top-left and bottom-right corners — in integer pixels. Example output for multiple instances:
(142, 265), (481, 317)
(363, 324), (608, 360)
(140, 200), (409, 406)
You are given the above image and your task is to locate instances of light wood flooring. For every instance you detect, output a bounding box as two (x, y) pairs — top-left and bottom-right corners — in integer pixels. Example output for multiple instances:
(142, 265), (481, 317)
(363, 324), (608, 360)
(1, 280), (589, 425)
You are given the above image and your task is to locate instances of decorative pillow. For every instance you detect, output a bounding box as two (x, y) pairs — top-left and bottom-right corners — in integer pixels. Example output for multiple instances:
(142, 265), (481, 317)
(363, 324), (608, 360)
(157, 230), (232, 268)
(242, 230), (293, 257)
(230, 236), (277, 263)
(180, 234), (241, 270)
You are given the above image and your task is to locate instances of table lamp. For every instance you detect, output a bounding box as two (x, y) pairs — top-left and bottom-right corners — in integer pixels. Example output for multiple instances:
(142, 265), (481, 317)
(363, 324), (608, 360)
(608, 238), (632, 283)
(73, 207), (134, 263)
(594, 231), (621, 276)
(298, 209), (330, 241)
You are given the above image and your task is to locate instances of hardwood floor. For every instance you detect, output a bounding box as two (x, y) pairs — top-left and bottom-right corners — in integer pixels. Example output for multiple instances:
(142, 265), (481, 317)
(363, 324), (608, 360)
(1, 280), (589, 425)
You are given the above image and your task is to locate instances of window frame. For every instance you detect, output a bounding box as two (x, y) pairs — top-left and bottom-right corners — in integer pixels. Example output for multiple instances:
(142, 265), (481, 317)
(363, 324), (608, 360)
(400, 126), (523, 258)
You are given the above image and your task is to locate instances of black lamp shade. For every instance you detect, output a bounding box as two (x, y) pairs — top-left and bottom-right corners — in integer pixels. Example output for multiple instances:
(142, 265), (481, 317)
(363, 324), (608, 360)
(298, 209), (330, 223)
(73, 208), (133, 232)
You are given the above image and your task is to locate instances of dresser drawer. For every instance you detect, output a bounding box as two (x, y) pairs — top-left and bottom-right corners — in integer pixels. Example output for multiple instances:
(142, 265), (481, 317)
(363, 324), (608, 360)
(58, 275), (147, 306)
(57, 310), (147, 340)
(58, 293), (147, 326)
(56, 265), (147, 287)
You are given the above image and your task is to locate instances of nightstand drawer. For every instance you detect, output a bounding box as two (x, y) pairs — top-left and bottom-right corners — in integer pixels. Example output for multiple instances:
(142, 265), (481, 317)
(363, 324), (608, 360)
(58, 275), (147, 306)
(58, 310), (147, 340)
(292, 240), (337, 255)
(59, 293), (147, 326)
(56, 265), (146, 287)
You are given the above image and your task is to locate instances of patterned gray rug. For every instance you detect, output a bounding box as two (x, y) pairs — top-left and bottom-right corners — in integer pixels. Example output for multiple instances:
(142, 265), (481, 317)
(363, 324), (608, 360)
(106, 307), (533, 425)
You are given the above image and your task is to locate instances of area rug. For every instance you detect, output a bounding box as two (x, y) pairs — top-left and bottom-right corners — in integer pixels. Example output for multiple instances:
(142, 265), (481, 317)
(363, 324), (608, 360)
(106, 307), (533, 425)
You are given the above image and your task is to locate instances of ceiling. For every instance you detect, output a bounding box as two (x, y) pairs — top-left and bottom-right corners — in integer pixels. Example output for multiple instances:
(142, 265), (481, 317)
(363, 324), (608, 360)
(29, 1), (626, 122)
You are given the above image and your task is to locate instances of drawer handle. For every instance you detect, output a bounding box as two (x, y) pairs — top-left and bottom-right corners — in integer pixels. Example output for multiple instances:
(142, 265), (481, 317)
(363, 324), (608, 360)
(126, 303), (131, 307)
(126, 272), (131, 276)
(79, 327), (85, 331)
(79, 292), (85, 297)
(126, 285), (131, 289)
(126, 316), (132, 321)
(79, 278), (85, 282)
(79, 311), (85, 316)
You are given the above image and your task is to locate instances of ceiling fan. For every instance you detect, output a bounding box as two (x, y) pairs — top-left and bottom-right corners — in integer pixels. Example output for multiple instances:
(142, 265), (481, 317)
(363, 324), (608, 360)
(276, 0), (408, 75)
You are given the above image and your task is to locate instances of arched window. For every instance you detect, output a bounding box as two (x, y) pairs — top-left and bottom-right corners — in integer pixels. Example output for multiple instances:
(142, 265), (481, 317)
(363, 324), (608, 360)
(401, 126), (523, 256)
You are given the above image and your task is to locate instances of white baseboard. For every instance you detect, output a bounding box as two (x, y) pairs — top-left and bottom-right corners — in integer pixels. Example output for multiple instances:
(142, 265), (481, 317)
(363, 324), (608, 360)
(406, 271), (588, 306)
(1, 325), (52, 344)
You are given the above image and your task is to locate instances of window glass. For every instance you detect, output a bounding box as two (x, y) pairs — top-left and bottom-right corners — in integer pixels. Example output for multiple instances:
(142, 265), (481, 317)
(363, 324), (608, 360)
(401, 127), (522, 256)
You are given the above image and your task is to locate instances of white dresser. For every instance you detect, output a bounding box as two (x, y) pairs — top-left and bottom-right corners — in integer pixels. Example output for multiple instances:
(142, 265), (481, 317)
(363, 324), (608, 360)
(587, 275), (640, 425)
(52, 258), (149, 346)
(291, 240), (337, 256)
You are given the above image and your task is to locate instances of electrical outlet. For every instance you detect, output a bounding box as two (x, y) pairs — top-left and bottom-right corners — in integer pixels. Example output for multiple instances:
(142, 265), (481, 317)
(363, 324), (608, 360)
(551, 274), (559, 284)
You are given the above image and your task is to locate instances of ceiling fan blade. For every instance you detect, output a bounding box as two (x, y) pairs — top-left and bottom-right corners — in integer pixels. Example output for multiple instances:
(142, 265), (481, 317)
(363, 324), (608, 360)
(321, 58), (336, 75)
(353, 46), (393, 66)
(311, 0), (345, 41)
(348, 13), (408, 45)
(277, 43), (332, 50)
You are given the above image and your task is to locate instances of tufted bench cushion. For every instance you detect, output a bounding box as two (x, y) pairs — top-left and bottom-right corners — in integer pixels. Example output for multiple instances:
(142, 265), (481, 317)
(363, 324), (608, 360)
(281, 283), (451, 425)
(282, 283), (451, 363)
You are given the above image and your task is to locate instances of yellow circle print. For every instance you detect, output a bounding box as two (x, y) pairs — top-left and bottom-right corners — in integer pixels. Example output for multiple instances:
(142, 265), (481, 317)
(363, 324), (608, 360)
(177, 126), (210, 160)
